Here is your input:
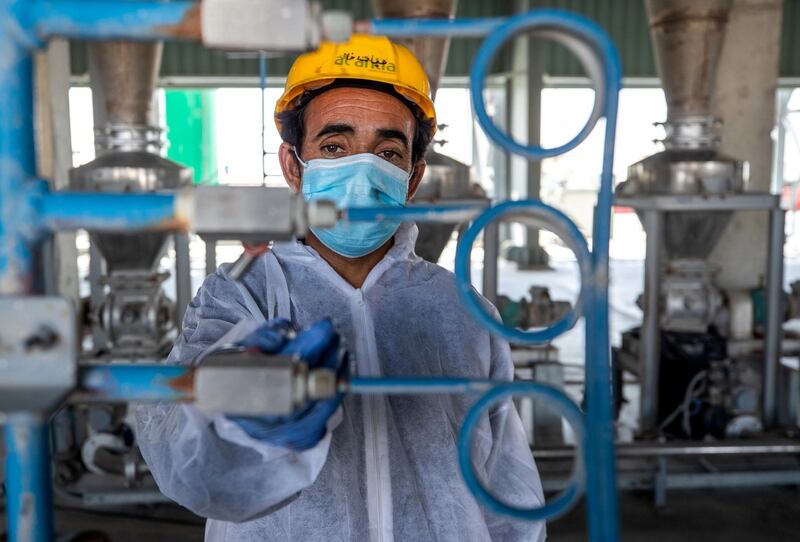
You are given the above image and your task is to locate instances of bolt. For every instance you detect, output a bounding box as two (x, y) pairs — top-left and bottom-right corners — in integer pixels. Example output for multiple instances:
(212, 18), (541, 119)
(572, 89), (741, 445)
(23, 326), (59, 351)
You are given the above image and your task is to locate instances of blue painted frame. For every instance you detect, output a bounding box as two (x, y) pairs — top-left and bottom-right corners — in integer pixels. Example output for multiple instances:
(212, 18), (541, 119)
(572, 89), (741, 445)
(0, 3), (621, 540)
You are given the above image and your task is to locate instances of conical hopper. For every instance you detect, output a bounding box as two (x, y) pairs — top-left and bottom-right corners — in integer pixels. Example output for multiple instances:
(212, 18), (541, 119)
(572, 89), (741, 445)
(646, 0), (732, 122)
(617, 1), (743, 260)
(372, 0), (457, 100)
(71, 41), (191, 273)
(69, 152), (193, 273)
(90, 41), (162, 127)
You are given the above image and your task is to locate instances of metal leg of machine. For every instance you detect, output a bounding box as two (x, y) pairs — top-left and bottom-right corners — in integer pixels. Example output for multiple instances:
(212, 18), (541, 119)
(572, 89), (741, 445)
(174, 232), (192, 327)
(482, 220), (499, 305)
(763, 207), (786, 427)
(640, 209), (663, 434)
(204, 237), (217, 277)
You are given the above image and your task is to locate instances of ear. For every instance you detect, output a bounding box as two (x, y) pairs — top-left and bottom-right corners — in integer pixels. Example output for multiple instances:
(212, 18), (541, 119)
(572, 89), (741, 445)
(406, 159), (426, 202)
(279, 142), (303, 193)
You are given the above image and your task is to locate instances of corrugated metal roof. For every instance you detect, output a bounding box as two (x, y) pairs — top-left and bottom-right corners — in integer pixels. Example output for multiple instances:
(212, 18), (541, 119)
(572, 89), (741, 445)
(69, 0), (800, 80)
(536, 0), (655, 77)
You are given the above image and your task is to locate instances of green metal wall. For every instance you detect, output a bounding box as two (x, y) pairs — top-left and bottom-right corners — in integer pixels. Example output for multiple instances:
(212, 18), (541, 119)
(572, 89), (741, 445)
(781, 0), (800, 78)
(70, 0), (800, 80)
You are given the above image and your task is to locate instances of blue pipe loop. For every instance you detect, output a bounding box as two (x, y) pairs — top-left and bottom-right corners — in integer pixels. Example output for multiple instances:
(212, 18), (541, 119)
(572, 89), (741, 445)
(470, 10), (608, 160)
(454, 200), (591, 345)
(458, 381), (585, 521)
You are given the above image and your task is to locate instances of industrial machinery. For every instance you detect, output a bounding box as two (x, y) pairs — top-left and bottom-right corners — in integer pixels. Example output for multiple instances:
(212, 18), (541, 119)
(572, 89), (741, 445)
(0, 2), (627, 541)
(52, 40), (195, 501)
(614, 0), (796, 448)
(71, 42), (193, 360)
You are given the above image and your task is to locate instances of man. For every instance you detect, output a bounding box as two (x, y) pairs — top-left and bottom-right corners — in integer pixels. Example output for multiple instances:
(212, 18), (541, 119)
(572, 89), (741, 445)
(136, 35), (545, 541)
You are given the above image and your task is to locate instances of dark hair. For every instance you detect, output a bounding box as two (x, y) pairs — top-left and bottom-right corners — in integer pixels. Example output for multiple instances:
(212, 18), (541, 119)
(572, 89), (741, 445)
(276, 79), (434, 163)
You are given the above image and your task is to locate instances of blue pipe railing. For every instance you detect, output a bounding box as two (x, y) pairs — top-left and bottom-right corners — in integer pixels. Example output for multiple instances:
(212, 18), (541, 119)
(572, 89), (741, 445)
(28, 0), (198, 42)
(371, 11), (621, 539)
(39, 191), (180, 231)
(4, 415), (53, 542)
(368, 17), (505, 38)
(342, 201), (489, 224)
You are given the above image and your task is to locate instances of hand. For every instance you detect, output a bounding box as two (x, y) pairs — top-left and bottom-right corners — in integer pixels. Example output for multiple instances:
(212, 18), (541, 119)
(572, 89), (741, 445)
(228, 318), (348, 451)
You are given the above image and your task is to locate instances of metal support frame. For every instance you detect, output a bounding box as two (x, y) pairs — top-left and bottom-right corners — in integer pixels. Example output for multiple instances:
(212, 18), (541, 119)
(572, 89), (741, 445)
(173, 232), (192, 326)
(764, 207), (786, 426)
(617, 194), (786, 434)
(506, 0), (547, 265)
(640, 209), (663, 433)
(482, 221), (499, 304)
(536, 438), (800, 505)
(204, 237), (217, 276)
(542, 467), (800, 494)
(4, 415), (54, 541)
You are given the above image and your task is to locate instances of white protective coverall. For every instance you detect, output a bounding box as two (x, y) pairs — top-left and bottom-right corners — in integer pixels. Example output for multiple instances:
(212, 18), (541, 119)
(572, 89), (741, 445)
(136, 223), (546, 541)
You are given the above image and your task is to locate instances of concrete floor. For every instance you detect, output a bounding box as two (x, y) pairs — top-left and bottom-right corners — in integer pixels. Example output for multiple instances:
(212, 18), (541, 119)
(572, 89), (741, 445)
(550, 487), (800, 541)
(2, 487), (794, 541)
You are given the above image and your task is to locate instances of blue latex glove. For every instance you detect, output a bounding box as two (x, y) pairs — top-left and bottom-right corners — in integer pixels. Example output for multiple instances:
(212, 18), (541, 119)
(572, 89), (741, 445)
(228, 318), (348, 451)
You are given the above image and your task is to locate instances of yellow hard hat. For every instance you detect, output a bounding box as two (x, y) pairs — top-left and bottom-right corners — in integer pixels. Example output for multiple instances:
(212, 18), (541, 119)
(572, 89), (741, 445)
(275, 34), (436, 136)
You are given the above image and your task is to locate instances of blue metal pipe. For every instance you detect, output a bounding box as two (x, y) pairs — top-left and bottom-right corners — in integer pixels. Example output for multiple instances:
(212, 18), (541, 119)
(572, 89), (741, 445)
(368, 17), (504, 38)
(4, 414), (54, 542)
(78, 364), (194, 403)
(343, 202), (488, 224)
(350, 376), (494, 395)
(583, 18), (623, 542)
(28, 0), (198, 42)
(0, 0), (38, 293)
(39, 191), (181, 232)
(436, 9), (622, 537)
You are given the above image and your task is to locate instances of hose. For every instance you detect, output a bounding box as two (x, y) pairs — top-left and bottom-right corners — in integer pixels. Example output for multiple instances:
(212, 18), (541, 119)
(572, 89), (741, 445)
(454, 199), (591, 344)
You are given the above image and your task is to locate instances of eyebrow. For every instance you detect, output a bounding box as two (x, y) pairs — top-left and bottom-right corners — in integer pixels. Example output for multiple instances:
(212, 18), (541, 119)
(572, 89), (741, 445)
(377, 128), (409, 148)
(314, 123), (355, 139)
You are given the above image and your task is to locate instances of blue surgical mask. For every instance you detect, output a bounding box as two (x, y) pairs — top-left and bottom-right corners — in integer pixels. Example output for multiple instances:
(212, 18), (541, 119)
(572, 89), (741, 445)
(295, 150), (411, 258)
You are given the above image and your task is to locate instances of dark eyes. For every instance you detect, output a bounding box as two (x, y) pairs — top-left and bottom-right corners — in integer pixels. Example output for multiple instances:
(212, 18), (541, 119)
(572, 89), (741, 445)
(319, 145), (402, 161)
(322, 144), (343, 154)
(378, 150), (401, 160)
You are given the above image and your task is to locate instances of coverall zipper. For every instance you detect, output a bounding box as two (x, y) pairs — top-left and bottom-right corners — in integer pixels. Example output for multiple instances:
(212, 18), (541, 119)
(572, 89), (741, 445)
(353, 289), (392, 542)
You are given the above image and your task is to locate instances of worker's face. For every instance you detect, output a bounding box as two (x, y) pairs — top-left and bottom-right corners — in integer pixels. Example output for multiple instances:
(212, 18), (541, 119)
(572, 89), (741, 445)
(279, 87), (426, 201)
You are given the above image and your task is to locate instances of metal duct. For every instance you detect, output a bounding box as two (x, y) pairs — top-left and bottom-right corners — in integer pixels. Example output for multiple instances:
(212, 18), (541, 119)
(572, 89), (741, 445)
(372, 0), (457, 99)
(646, 0), (732, 121)
(88, 41), (163, 126)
